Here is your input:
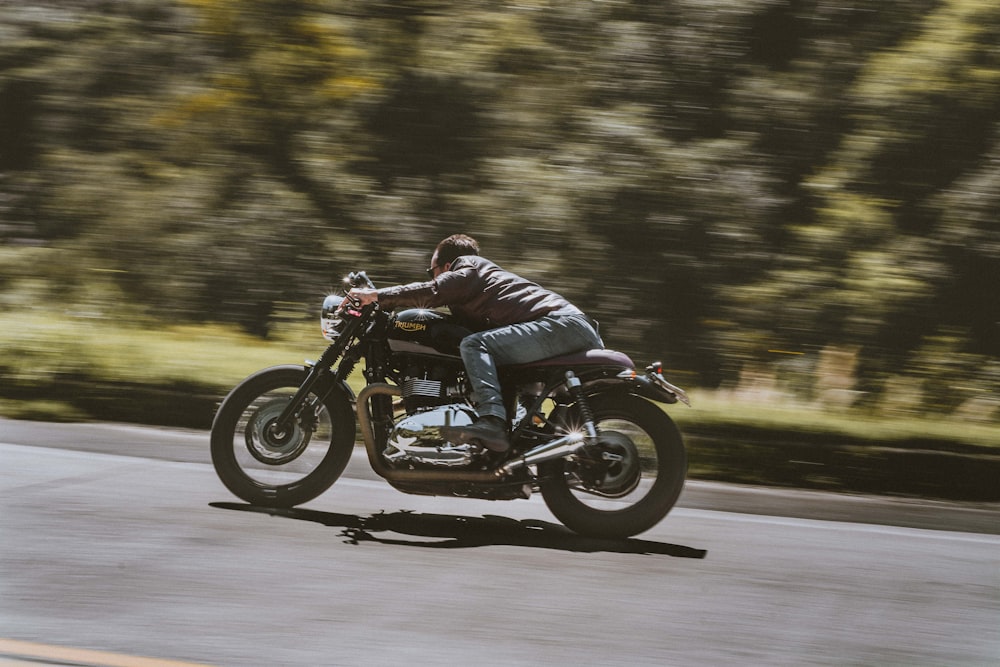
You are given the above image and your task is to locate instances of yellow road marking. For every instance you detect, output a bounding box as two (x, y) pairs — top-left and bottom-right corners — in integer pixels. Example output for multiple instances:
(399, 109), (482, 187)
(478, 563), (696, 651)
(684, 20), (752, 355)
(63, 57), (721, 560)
(0, 639), (215, 667)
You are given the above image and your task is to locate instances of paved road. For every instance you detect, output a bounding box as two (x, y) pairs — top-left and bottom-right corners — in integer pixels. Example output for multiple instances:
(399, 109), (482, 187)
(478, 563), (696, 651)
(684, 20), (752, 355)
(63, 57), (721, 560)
(1, 419), (998, 666)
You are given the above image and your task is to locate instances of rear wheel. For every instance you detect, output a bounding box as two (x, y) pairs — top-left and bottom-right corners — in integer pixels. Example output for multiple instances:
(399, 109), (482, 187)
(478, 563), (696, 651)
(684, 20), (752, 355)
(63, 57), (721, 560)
(210, 366), (355, 508)
(539, 393), (686, 539)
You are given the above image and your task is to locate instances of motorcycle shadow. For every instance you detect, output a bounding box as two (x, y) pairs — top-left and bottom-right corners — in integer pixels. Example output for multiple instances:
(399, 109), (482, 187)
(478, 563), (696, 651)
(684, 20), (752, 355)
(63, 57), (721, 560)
(210, 501), (707, 559)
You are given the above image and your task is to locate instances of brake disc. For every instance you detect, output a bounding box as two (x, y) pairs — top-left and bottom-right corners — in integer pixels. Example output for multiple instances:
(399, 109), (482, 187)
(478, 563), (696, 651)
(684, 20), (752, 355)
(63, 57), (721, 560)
(244, 398), (314, 465)
(575, 430), (642, 498)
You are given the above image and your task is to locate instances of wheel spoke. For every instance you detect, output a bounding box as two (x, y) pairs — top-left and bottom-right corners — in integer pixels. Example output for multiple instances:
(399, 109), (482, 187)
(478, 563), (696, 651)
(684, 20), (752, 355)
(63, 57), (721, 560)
(211, 366), (356, 507)
(538, 394), (686, 538)
(234, 388), (334, 485)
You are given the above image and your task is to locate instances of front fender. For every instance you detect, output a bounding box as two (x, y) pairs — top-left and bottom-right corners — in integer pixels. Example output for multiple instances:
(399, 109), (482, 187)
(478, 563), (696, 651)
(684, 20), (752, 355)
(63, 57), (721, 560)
(220, 363), (354, 410)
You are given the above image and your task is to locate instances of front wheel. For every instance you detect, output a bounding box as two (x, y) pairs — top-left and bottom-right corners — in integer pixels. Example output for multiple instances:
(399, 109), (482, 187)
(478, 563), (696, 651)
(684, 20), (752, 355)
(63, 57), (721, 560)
(210, 365), (356, 508)
(539, 393), (686, 539)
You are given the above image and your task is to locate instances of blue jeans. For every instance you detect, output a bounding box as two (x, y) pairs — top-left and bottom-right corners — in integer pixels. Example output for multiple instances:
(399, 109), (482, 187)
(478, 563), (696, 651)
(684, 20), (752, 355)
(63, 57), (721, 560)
(459, 312), (604, 421)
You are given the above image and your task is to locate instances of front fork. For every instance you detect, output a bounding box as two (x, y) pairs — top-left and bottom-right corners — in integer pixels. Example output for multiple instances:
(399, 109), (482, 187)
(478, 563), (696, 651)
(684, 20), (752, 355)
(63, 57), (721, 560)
(269, 343), (351, 439)
(269, 304), (373, 438)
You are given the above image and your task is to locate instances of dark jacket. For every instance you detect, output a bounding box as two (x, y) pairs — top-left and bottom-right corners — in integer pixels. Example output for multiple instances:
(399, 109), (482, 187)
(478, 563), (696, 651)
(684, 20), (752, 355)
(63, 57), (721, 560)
(376, 255), (584, 331)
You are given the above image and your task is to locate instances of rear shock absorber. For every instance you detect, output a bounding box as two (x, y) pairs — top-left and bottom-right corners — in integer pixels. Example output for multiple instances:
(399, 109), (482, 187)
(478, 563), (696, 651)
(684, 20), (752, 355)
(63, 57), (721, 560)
(564, 371), (598, 440)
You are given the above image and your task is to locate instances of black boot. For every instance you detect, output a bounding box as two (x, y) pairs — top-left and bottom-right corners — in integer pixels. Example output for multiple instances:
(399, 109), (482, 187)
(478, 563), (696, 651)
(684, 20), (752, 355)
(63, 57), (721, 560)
(440, 415), (510, 453)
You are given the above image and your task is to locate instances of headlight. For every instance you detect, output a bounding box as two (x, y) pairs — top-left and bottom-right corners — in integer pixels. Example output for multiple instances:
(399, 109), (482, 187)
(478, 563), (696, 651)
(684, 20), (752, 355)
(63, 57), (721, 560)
(320, 294), (346, 341)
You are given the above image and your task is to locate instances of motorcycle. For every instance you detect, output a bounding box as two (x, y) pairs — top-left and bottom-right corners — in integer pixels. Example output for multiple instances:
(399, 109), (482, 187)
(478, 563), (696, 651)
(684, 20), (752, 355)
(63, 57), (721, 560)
(210, 271), (691, 539)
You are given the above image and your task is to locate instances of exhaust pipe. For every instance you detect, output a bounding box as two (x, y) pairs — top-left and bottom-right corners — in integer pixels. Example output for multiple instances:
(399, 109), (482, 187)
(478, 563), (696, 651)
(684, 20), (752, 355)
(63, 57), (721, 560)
(356, 384), (504, 484)
(499, 432), (588, 476)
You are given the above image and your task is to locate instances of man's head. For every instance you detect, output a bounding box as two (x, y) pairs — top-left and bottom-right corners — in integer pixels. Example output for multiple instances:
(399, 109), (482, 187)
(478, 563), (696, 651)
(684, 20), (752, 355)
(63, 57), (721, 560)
(428, 234), (479, 278)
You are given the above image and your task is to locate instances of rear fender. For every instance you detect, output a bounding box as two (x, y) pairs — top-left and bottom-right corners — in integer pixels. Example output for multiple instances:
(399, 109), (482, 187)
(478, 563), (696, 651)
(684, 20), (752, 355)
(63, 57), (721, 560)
(578, 369), (690, 407)
(626, 373), (683, 405)
(522, 364), (690, 424)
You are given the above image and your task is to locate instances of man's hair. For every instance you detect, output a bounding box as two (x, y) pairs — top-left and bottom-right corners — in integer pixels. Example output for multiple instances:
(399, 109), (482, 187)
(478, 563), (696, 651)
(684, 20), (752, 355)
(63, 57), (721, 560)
(435, 234), (480, 267)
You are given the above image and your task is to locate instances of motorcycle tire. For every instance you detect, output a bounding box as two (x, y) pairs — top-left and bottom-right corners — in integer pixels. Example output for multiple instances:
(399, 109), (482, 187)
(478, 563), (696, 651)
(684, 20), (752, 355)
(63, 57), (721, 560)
(539, 393), (686, 539)
(210, 365), (356, 508)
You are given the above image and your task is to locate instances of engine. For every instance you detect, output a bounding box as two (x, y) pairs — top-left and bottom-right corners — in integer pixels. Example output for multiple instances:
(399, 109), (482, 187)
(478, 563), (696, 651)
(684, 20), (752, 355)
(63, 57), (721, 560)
(384, 364), (478, 467)
(382, 308), (481, 466)
(384, 403), (479, 467)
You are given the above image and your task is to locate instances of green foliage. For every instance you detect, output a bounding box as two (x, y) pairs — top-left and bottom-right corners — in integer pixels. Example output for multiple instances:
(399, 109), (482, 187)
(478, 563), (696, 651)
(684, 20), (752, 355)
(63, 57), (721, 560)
(0, 311), (317, 391)
(0, 0), (997, 421)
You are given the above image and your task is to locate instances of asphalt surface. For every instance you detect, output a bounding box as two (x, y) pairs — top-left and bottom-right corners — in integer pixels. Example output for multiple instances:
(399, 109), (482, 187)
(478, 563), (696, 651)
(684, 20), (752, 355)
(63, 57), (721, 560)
(1, 418), (997, 535)
(1, 418), (998, 666)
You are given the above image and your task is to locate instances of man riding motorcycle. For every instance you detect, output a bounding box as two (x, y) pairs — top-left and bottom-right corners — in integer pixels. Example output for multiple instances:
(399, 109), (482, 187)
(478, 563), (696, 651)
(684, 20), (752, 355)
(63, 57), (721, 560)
(344, 233), (604, 452)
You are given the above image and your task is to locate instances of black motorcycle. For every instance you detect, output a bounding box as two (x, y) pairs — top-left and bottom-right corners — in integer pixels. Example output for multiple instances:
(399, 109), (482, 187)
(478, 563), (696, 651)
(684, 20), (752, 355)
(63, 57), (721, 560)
(210, 271), (691, 539)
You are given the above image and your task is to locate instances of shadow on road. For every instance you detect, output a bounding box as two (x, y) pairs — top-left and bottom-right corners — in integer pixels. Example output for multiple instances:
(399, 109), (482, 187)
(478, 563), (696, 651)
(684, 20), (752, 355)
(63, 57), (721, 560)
(210, 502), (707, 558)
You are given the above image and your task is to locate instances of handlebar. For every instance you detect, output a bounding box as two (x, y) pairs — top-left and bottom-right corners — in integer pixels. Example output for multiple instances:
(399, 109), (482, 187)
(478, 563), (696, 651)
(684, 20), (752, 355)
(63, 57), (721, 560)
(346, 271), (376, 290)
(337, 271), (378, 310)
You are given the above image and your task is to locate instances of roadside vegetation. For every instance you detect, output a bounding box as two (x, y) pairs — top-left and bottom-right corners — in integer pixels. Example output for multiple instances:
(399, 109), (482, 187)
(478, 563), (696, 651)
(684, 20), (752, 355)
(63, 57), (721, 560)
(2, 309), (997, 500)
(2, 310), (995, 450)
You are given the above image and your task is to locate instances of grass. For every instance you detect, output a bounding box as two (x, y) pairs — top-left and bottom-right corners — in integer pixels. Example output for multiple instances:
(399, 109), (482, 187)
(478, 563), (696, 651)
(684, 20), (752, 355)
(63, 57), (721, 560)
(1, 311), (321, 388)
(0, 398), (90, 422)
(0, 311), (329, 424)
(670, 392), (1000, 450)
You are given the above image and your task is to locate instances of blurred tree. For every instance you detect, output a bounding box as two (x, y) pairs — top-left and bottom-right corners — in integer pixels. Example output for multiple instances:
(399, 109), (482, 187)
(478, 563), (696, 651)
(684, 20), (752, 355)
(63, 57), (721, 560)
(725, 0), (1000, 399)
(932, 132), (1000, 358)
(0, 0), (996, 411)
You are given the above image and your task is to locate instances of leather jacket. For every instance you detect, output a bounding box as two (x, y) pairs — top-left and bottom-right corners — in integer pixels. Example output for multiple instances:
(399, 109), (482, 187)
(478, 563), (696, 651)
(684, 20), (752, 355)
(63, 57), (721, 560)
(376, 255), (585, 332)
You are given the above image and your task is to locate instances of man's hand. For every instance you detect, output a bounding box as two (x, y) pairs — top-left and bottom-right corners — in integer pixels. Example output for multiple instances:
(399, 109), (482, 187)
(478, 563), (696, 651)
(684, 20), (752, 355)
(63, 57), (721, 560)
(342, 288), (378, 310)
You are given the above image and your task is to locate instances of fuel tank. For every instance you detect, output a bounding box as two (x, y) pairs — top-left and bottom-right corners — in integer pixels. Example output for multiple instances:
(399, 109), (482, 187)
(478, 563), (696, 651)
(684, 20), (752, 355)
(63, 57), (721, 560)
(387, 309), (471, 357)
